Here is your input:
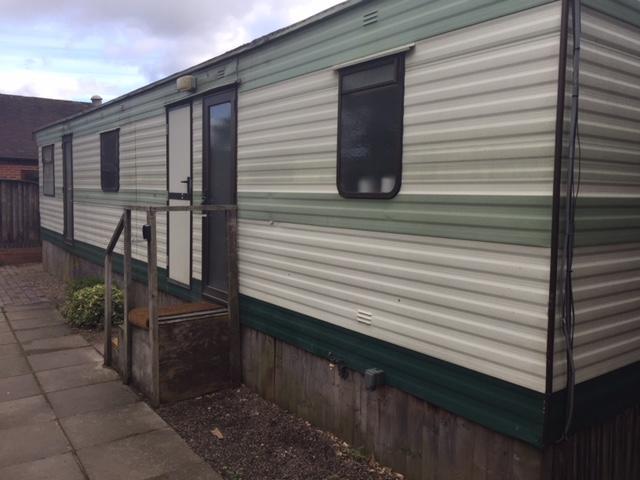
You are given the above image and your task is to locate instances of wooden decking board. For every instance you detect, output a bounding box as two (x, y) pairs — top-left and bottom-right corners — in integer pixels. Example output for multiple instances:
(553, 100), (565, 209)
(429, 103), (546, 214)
(128, 301), (226, 330)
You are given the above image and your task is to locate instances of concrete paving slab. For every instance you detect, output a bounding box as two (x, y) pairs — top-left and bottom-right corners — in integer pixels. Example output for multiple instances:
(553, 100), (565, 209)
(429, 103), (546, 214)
(0, 395), (55, 430)
(0, 322), (10, 334)
(0, 332), (17, 345)
(0, 452), (85, 480)
(14, 324), (73, 343)
(61, 401), (168, 449)
(2, 302), (53, 313)
(48, 380), (139, 418)
(149, 461), (223, 480)
(0, 356), (31, 379)
(37, 361), (119, 393)
(23, 334), (89, 355)
(0, 421), (71, 468)
(78, 427), (203, 480)
(27, 346), (102, 372)
(0, 343), (22, 359)
(0, 374), (39, 403)
(8, 312), (65, 330)
(4, 307), (62, 321)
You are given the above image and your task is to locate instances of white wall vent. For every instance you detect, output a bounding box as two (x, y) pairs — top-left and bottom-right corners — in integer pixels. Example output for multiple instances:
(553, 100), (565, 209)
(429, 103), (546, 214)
(356, 309), (373, 325)
(363, 11), (378, 27)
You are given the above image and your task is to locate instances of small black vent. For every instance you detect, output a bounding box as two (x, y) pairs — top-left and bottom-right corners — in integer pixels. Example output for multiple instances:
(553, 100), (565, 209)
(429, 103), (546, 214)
(363, 10), (378, 26)
(216, 67), (225, 79)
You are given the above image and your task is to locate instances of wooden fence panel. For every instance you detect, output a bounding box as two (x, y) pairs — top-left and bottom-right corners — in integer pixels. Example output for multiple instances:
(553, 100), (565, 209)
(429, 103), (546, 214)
(0, 180), (40, 248)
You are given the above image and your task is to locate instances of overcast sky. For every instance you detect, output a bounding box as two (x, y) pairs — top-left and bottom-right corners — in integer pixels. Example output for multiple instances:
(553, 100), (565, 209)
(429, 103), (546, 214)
(0, 0), (343, 102)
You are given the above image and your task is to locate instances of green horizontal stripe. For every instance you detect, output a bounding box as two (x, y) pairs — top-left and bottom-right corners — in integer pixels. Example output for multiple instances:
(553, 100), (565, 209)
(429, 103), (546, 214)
(239, 192), (553, 247)
(573, 197), (640, 246)
(583, 0), (640, 28)
(240, 294), (546, 447)
(73, 188), (168, 207)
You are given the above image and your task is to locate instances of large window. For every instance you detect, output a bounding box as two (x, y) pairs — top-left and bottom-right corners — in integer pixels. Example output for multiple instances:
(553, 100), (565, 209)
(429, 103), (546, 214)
(100, 129), (120, 192)
(42, 144), (54, 196)
(337, 54), (405, 199)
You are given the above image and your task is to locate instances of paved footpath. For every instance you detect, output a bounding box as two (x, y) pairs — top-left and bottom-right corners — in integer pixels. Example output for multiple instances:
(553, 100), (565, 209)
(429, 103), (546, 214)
(0, 300), (222, 479)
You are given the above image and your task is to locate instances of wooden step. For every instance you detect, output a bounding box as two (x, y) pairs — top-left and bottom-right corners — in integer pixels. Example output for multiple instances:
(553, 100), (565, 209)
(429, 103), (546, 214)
(128, 301), (227, 329)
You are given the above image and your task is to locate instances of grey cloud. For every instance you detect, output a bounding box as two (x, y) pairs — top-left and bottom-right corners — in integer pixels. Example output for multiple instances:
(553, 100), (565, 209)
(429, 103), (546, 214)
(1, 0), (342, 99)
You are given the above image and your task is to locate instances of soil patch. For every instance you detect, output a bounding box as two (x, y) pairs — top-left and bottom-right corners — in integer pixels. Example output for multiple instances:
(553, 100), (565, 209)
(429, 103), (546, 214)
(158, 387), (401, 480)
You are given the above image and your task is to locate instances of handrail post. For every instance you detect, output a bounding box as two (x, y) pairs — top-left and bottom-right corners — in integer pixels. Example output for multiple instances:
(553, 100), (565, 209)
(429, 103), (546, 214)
(146, 208), (160, 406)
(227, 208), (241, 386)
(104, 212), (125, 368)
(103, 253), (113, 366)
(123, 209), (133, 384)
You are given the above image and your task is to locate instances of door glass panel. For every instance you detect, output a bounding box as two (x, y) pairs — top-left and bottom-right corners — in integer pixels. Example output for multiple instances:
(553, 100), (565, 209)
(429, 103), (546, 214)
(206, 101), (233, 296)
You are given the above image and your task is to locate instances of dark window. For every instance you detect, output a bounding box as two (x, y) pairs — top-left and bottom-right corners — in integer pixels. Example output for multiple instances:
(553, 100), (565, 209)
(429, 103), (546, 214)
(100, 129), (120, 192)
(42, 144), (55, 196)
(338, 54), (405, 198)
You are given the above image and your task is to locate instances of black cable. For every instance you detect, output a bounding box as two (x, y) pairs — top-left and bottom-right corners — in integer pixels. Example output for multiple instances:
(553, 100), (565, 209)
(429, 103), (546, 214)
(560, 0), (581, 439)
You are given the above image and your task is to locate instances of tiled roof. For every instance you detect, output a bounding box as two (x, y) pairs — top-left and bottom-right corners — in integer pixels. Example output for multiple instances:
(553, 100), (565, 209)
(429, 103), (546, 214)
(0, 93), (91, 160)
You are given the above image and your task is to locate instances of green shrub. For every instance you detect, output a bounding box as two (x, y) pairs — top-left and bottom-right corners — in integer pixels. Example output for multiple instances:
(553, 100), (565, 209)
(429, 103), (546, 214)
(65, 276), (103, 297)
(62, 284), (124, 329)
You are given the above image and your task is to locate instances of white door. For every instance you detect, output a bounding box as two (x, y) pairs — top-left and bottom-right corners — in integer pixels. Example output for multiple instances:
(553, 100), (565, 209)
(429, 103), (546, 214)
(168, 104), (191, 286)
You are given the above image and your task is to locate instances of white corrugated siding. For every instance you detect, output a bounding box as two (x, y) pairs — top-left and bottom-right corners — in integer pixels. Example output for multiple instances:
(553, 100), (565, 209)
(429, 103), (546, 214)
(236, 4), (562, 392)
(192, 99), (203, 281)
(238, 3), (561, 196)
(553, 10), (640, 391)
(39, 142), (64, 234)
(576, 8), (640, 196)
(239, 220), (551, 390)
(65, 114), (168, 267)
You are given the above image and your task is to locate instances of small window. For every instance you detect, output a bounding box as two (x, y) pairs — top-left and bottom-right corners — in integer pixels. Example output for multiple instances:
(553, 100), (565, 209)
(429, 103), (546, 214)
(100, 129), (120, 192)
(42, 144), (55, 196)
(338, 54), (405, 199)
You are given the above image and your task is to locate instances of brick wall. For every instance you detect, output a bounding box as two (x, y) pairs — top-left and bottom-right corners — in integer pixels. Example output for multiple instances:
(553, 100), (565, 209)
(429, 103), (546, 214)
(0, 163), (38, 182)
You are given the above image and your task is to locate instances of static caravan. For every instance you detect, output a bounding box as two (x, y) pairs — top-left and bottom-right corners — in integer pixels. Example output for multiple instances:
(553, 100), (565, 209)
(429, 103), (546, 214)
(34, 0), (640, 478)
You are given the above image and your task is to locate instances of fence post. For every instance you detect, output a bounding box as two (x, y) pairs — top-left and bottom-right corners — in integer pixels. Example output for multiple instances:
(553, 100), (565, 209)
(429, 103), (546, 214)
(146, 208), (160, 407)
(103, 253), (113, 367)
(123, 209), (133, 384)
(226, 208), (241, 386)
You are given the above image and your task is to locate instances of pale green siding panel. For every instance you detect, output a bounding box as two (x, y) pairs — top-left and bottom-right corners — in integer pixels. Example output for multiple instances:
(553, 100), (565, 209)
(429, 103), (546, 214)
(239, 192), (552, 247)
(238, 0), (557, 92)
(583, 0), (640, 28)
(73, 189), (167, 206)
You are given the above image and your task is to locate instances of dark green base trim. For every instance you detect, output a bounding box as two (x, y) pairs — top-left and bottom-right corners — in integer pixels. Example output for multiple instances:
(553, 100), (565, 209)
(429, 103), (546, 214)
(41, 227), (202, 302)
(239, 294), (546, 447)
(547, 362), (640, 442)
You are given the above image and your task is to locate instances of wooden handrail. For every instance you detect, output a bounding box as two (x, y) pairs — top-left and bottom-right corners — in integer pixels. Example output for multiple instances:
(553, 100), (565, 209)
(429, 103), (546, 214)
(103, 203), (241, 403)
(106, 213), (125, 255)
(122, 204), (237, 212)
(104, 212), (127, 367)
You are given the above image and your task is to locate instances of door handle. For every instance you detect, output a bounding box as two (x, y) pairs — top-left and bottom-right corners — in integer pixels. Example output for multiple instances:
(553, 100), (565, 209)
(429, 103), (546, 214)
(180, 176), (192, 197)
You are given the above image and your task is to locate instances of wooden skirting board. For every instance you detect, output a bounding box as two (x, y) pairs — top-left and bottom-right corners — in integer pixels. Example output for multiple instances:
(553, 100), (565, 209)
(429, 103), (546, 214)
(128, 301), (227, 329)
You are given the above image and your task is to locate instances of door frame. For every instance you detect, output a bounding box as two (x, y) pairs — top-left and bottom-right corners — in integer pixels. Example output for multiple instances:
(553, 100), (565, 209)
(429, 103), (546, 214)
(165, 102), (194, 289)
(202, 87), (238, 302)
(62, 133), (74, 244)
